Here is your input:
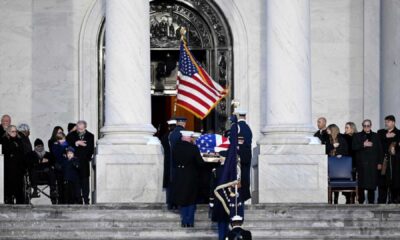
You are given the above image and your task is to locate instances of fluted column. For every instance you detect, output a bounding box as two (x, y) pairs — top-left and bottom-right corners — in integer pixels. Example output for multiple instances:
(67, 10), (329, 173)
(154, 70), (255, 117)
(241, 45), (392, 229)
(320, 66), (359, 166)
(260, 0), (315, 145)
(96, 0), (163, 203)
(381, 0), (400, 125)
(100, 0), (156, 144)
(256, 0), (327, 203)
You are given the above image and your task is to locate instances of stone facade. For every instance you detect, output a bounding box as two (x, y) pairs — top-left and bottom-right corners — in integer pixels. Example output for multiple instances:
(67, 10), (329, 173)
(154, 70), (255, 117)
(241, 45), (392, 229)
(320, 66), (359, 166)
(0, 0), (398, 203)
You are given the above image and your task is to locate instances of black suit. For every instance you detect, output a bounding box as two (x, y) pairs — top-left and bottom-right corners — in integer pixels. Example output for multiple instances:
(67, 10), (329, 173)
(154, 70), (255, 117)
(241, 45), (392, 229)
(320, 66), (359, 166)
(66, 130), (94, 204)
(314, 129), (328, 144)
(377, 127), (400, 203)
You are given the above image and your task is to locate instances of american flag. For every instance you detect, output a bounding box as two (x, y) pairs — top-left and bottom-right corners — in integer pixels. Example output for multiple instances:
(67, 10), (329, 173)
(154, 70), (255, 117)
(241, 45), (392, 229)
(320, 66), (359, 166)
(196, 134), (230, 153)
(177, 41), (227, 119)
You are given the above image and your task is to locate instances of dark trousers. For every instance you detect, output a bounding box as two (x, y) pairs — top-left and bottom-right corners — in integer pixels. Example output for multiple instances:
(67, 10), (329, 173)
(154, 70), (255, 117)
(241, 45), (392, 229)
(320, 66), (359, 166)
(55, 169), (64, 204)
(180, 204), (196, 225)
(378, 175), (389, 204)
(79, 176), (90, 204)
(4, 174), (24, 204)
(392, 188), (400, 203)
(218, 221), (230, 240)
(358, 188), (375, 204)
(64, 181), (80, 204)
(30, 167), (56, 192)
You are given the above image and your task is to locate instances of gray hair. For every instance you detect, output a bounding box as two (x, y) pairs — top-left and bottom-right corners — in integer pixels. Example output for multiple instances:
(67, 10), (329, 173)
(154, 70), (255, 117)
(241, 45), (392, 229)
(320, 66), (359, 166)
(17, 123), (30, 132)
(76, 120), (87, 128)
(6, 125), (17, 134)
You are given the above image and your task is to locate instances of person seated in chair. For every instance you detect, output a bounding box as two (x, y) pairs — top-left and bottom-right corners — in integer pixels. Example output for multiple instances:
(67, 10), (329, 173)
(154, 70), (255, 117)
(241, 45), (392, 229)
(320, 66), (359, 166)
(226, 215), (252, 240)
(28, 138), (57, 203)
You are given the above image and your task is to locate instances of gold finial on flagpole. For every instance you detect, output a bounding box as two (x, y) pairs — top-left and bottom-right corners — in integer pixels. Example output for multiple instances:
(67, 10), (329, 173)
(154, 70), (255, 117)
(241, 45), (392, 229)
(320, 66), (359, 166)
(180, 27), (187, 42)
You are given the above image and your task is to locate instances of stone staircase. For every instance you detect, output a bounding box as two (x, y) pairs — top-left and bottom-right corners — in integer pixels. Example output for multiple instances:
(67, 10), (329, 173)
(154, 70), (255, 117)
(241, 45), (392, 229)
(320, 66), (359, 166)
(0, 203), (400, 239)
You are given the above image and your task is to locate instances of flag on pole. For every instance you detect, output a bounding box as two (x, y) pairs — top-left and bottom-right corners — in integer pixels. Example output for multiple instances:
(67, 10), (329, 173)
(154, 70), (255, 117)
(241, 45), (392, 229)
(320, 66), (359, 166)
(176, 40), (227, 119)
(214, 115), (239, 215)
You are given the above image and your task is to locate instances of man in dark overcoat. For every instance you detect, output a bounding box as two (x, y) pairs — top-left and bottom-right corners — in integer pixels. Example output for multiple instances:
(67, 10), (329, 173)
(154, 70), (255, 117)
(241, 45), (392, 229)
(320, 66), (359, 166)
(66, 120), (94, 204)
(377, 115), (400, 203)
(171, 131), (203, 228)
(353, 119), (383, 204)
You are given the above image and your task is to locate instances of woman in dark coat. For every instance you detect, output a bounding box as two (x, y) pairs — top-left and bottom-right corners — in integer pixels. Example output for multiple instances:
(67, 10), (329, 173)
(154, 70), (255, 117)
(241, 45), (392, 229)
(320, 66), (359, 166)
(171, 131), (203, 227)
(352, 119), (383, 204)
(326, 124), (349, 204)
(2, 125), (26, 204)
(343, 122), (358, 203)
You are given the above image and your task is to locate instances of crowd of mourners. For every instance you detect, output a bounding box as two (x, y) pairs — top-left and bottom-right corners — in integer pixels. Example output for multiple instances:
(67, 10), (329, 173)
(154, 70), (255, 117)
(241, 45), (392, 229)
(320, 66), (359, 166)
(0, 114), (94, 205)
(315, 115), (400, 204)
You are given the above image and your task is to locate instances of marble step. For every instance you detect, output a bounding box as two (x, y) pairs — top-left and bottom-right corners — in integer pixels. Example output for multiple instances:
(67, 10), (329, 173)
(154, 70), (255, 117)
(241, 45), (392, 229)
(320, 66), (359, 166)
(1, 226), (400, 239)
(0, 218), (399, 229)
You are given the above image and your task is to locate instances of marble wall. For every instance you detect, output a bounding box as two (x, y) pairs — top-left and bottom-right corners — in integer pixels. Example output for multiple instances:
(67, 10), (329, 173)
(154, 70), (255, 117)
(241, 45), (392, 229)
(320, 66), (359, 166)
(310, 0), (368, 133)
(0, 0), (94, 147)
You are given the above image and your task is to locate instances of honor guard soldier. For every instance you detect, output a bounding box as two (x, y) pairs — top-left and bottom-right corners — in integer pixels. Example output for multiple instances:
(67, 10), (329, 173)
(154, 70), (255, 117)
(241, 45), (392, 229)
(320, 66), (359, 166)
(168, 117), (187, 209)
(235, 109), (253, 203)
(162, 119), (176, 210)
(171, 131), (204, 227)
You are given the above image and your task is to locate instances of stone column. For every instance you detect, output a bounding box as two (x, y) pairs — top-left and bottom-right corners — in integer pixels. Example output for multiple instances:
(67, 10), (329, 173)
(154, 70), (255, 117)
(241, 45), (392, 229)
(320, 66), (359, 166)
(95, 0), (164, 203)
(256, 0), (327, 203)
(381, 0), (400, 125)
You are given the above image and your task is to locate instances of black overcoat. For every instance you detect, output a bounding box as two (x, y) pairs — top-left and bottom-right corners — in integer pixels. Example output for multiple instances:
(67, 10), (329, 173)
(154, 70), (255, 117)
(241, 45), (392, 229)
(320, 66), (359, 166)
(66, 130), (94, 178)
(352, 131), (383, 189)
(171, 140), (203, 206)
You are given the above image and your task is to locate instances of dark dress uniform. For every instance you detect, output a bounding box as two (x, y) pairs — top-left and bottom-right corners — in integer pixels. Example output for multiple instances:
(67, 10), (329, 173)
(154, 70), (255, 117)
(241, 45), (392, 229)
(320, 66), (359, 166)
(168, 124), (184, 202)
(314, 129), (328, 144)
(66, 130), (94, 204)
(353, 131), (383, 204)
(171, 140), (203, 226)
(226, 226), (252, 240)
(161, 125), (175, 209)
(377, 127), (400, 203)
(2, 136), (26, 204)
(238, 119), (252, 202)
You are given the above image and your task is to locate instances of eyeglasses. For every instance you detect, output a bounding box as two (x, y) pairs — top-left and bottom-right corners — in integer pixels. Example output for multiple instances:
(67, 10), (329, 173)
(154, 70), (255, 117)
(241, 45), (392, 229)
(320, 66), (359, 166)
(10, 131), (17, 133)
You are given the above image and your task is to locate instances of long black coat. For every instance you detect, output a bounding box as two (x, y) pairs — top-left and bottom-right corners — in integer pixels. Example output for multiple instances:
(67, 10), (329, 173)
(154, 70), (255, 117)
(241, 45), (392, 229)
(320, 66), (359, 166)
(66, 130), (94, 178)
(238, 120), (252, 202)
(2, 136), (26, 202)
(377, 128), (400, 186)
(171, 140), (203, 206)
(161, 131), (171, 188)
(353, 131), (383, 189)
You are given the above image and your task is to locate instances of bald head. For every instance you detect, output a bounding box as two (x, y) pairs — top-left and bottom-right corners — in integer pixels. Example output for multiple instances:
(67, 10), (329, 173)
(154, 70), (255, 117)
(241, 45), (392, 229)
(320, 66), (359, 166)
(1, 115), (11, 129)
(317, 117), (327, 130)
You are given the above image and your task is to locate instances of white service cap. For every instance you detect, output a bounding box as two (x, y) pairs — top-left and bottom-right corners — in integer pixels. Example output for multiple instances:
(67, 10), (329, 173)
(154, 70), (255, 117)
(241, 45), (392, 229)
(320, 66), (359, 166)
(181, 131), (194, 137)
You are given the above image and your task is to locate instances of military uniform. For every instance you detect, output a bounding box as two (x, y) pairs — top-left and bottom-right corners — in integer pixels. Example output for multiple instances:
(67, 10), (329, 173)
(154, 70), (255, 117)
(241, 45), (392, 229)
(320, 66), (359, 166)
(161, 120), (176, 209)
(171, 131), (203, 227)
(238, 118), (252, 202)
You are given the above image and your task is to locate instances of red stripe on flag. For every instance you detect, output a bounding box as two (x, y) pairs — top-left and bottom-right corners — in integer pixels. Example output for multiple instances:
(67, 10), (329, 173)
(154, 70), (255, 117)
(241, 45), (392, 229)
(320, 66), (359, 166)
(178, 76), (218, 102)
(176, 99), (206, 118)
(177, 88), (211, 109)
(192, 74), (221, 97)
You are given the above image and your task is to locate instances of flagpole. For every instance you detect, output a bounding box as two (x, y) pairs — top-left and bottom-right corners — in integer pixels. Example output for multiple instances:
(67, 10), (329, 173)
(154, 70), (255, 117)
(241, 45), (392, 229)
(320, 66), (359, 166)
(174, 27), (188, 117)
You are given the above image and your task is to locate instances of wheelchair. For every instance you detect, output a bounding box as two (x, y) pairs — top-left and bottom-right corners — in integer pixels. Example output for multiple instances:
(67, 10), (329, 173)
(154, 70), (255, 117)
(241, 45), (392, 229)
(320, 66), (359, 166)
(24, 167), (59, 204)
